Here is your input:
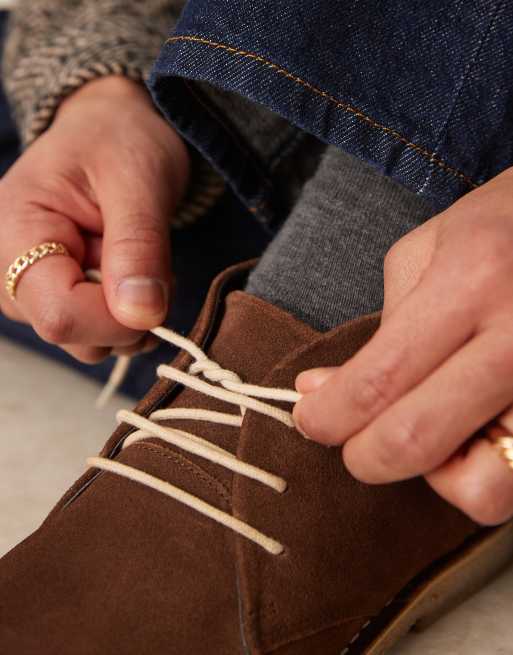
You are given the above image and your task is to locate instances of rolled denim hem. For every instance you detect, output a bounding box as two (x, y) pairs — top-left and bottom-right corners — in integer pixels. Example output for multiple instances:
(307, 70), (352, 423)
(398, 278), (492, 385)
(150, 35), (477, 215)
(150, 71), (282, 228)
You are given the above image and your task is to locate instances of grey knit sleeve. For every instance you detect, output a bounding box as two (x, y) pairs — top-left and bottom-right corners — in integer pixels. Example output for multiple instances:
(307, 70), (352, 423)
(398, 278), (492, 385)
(2, 0), (184, 146)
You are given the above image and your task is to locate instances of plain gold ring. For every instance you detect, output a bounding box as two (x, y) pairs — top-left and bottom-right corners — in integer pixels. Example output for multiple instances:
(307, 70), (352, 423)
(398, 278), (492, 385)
(484, 422), (513, 471)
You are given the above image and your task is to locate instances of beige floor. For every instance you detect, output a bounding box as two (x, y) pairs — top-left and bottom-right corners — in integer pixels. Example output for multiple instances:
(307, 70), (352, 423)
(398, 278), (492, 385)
(1, 337), (513, 654)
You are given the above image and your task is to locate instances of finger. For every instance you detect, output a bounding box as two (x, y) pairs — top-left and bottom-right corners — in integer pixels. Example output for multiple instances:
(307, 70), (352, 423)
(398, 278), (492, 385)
(17, 255), (143, 347)
(426, 437), (513, 526)
(342, 328), (513, 483)
(99, 171), (173, 331)
(3, 208), (144, 347)
(62, 344), (112, 365)
(0, 298), (27, 323)
(0, 208), (83, 319)
(113, 333), (160, 357)
(296, 367), (337, 394)
(293, 268), (475, 445)
(382, 219), (438, 319)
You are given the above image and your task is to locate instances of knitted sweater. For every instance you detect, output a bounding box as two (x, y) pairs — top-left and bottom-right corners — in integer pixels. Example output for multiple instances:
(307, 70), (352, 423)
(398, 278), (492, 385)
(3, 0), (182, 146)
(2, 1), (322, 226)
(2, 1), (222, 225)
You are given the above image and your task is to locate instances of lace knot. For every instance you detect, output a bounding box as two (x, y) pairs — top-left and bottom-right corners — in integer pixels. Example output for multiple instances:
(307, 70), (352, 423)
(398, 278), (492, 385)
(89, 309), (294, 556)
(189, 359), (242, 386)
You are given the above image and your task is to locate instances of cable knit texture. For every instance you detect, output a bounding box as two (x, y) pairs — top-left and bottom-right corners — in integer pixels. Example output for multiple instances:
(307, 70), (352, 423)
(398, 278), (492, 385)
(2, 0), (184, 146)
(1, 0), (227, 226)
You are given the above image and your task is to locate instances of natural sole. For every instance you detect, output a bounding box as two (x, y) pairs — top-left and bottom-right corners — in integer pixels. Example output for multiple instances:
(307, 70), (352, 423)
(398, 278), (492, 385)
(347, 521), (513, 654)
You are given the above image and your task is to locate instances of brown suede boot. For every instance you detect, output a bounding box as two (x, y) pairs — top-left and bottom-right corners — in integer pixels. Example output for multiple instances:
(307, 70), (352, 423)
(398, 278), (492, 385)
(1, 260), (512, 655)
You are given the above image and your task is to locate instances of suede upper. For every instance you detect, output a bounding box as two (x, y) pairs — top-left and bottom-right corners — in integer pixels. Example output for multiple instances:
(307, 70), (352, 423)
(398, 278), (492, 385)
(234, 312), (478, 654)
(0, 261), (480, 655)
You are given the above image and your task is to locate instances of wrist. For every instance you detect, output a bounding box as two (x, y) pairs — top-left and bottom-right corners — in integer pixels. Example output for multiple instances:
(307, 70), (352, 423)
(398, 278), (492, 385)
(56, 75), (152, 119)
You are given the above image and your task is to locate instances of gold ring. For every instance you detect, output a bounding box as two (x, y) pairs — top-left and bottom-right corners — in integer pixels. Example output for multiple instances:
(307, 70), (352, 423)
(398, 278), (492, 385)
(489, 435), (513, 471)
(484, 423), (513, 471)
(5, 242), (69, 300)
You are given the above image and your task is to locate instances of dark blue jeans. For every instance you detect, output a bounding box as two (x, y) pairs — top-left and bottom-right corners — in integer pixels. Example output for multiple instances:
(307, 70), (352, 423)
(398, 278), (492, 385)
(151, 0), (513, 219)
(0, 10), (270, 398)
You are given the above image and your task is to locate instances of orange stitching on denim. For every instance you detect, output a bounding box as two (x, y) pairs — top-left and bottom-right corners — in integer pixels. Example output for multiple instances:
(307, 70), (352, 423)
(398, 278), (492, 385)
(166, 35), (478, 189)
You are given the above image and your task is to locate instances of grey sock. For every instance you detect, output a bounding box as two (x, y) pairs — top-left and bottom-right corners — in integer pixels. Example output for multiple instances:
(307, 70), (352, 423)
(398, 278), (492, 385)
(245, 146), (434, 331)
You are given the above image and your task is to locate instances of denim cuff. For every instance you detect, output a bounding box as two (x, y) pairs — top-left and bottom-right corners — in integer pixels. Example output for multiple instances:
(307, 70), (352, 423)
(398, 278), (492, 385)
(150, 0), (513, 215)
(151, 62), (324, 229)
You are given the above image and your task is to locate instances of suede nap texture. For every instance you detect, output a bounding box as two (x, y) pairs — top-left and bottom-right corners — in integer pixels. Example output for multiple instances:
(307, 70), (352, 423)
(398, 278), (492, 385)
(234, 313), (478, 654)
(0, 261), (482, 654)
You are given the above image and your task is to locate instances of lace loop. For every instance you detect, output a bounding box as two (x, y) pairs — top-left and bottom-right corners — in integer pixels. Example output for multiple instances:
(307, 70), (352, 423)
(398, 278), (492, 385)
(117, 409), (287, 493)
(157, 365), (296, 427)
(86, 457), (285, 556)
(88, 324), (303, 555)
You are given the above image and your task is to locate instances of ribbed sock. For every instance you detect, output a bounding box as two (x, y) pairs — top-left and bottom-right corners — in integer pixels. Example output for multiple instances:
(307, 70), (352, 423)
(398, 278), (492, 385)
(245, 146), (434, 331)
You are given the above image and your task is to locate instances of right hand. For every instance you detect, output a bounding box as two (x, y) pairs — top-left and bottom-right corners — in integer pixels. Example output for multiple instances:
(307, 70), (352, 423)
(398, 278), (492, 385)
(0, 75), (190, 363)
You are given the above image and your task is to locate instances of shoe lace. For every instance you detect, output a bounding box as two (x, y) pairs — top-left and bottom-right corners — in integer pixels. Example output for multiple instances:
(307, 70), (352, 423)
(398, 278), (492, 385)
(87, 324), (302, 555)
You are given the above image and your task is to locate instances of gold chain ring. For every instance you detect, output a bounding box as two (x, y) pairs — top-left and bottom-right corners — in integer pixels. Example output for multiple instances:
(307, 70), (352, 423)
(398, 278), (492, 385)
(5, 242), (69, 300)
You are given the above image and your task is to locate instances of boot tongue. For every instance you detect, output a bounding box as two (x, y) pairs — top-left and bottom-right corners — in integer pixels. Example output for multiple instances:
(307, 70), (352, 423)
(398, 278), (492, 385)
(206, 291), (318, 385)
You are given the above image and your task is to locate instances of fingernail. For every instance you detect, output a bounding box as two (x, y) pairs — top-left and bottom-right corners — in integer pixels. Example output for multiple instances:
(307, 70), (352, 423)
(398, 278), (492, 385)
(295, 367), (337, 394)
(292, 402), (311, 440)
(117, 277), (167, 319)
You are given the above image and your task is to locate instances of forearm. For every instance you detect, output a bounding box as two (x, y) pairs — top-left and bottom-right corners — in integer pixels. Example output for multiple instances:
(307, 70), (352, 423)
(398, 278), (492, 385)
(3, 0), (185, 146)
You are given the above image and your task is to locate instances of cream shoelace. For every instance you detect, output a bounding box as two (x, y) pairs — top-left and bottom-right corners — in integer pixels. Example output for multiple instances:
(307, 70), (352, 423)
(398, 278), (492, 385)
(87, 324), (302, 555)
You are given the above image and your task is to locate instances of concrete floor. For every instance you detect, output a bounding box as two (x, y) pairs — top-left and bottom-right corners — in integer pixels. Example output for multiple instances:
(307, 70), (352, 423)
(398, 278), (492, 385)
(1, 336), (512, 653)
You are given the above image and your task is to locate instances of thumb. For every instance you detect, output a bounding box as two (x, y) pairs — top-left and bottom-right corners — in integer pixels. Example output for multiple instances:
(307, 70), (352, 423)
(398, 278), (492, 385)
(100, 181), (173, 331)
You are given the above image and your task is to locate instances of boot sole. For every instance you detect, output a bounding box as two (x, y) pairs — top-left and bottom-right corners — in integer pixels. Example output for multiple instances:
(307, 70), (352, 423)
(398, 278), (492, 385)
(344, 521), (513, 654)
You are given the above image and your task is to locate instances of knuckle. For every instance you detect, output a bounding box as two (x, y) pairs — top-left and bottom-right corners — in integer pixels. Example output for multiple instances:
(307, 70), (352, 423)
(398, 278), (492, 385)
(383, 241), (402, 271)
(384, 229), (422, 273)
(371, 438), (399, 475)
(111, 217), (163, 251)
(376, 413), (430, 472)
(468, 224), (513, 281)
(352, 366), (396, 415)
(35, 305), (74, 344)
(109, 220), (166, 273)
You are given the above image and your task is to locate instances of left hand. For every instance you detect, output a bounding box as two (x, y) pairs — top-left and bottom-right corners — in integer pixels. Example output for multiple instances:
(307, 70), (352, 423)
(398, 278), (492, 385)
(293, 166), (513, 525)
(0, 76), (189, 364)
